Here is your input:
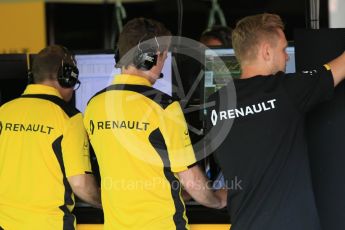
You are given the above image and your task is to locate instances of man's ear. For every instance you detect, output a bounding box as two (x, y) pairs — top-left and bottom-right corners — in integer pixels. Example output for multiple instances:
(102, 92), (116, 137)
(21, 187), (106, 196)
(162, 50), (168, 57)
(157, 51), (168, 64)
(157, 50), (166, 57)
(261, 42), (272, 62)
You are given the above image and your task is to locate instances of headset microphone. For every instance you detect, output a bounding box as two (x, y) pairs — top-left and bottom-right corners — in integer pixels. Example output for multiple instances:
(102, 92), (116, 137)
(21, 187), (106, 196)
(159, 73), (164, 79)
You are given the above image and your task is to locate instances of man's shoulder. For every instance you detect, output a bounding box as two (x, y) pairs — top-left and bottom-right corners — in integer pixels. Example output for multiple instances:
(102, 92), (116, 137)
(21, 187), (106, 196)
(88, 84), (177, 110)
(209, 74), (284, 101)
(21, 94), (80, 118)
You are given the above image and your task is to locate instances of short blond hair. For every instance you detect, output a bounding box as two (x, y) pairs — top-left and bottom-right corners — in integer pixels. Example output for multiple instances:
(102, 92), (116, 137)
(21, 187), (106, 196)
(232, 13), (284, 64)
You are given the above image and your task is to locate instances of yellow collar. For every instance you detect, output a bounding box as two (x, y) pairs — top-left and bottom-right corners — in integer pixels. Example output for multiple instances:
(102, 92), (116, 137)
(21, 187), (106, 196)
(23, 84), (63, 98)
(112, 74), (152, 87)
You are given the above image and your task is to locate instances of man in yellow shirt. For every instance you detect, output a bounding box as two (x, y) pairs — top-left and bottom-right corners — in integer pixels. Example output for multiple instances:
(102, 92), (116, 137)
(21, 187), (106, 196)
(84, 18), (226, 230)
(0, 45), (101, 230)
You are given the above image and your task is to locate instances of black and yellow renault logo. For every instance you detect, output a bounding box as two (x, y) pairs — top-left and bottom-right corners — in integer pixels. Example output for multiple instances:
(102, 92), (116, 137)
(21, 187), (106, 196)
(90, 120), (95, 135)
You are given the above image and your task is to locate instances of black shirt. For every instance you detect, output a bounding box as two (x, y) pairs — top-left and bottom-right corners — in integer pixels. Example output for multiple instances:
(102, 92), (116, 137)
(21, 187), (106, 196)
(207, 67), (333, 230)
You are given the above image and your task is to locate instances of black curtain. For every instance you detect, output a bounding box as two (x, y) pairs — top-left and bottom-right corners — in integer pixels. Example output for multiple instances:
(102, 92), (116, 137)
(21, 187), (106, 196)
(295, 28), (345, 230)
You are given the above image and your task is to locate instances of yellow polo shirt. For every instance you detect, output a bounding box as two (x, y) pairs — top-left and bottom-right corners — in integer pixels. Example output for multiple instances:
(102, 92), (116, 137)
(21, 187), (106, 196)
(84, 74), (196, 230)
(0, 84), (91, 230)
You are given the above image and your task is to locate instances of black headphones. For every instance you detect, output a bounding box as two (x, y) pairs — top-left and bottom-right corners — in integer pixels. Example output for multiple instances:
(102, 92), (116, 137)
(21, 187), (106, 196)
(133, 35), (159, 71)
(115, 19), (159, 71)
(28, 46), (80, 89)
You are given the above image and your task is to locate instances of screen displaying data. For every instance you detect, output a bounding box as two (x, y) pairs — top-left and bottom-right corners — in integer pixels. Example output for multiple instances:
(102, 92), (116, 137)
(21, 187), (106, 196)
(74, 54), (119, 113)
(204, 48), (239, 104)
(75, 52), (172, 113)
(285, 46), (296, 73)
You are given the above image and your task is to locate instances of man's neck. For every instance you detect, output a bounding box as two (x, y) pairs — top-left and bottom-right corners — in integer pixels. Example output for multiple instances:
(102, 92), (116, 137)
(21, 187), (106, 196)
(122, 66), (156, 84)
(241, 69), (267, 79)
(240, 63), (273, 79)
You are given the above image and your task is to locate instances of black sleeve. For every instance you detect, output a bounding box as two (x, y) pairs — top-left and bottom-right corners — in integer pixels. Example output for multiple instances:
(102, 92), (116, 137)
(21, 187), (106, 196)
(282, 66), (334, 113)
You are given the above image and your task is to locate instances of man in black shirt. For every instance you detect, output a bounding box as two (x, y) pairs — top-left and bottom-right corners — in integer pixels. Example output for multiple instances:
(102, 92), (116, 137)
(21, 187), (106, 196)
(207, 13), (345, 230)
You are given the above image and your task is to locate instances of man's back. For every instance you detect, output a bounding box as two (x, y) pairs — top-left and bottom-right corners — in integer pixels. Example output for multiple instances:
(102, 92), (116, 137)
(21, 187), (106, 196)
(0, 84), (89, 229)
(208, 70), (333, 230)
(84, 74), (196, 230)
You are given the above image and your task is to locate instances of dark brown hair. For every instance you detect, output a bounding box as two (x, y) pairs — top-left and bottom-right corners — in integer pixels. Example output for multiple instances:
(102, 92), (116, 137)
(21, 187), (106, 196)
(32, 45), (75, 83)
(117, 18), (171, 65)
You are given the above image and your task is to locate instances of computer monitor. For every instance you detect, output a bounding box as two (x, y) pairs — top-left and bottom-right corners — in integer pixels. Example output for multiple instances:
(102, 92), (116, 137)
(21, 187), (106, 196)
(0, 54), (28, 105)
(203, 48), (239, 106)
(74, 52), (172, 113)
(74, 53), (119, 113)
(285, 46), (296, 73)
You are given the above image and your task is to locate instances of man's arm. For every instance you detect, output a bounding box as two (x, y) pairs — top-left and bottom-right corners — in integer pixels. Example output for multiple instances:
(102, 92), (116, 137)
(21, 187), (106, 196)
(177, 165), (227, 209)
(327, 51), (345, 87)
(68, 174), (102, 209)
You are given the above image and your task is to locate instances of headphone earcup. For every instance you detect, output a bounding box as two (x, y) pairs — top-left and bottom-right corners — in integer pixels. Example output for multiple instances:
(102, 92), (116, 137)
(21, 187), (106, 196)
(134, 51), (157, 71)
(133, 50), (143, 69)
(57, 63), (79, 88)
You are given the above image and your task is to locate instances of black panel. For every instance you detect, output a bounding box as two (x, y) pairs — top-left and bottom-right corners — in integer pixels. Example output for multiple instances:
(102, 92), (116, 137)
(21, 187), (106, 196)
(46, 3), (115, 50)
(294, 28), (345, 230)
(171, 47), (205, 147)
(45, 0), (312, 51)
(0, 54), (28, 80)
(0, 54), (28, 105)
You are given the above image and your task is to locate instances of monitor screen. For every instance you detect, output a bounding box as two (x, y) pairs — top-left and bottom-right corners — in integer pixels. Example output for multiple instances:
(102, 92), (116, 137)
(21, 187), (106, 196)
(75, 52), (172, 113)
(74, 53), (119, 113)
(203, 48), (239, 106)
(0, 54), (28, 105)
(0, 54), (28, 80)
(285, 46), (296, 73)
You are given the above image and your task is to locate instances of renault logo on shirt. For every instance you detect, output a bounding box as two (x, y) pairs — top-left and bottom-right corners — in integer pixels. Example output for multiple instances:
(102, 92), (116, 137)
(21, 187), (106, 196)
(211, 110), (218, 126)
(211, 99), (277, 126)
(1, 122), (54, 134)
(95, 120), (150, 131)
(90, 120), (95, 135)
